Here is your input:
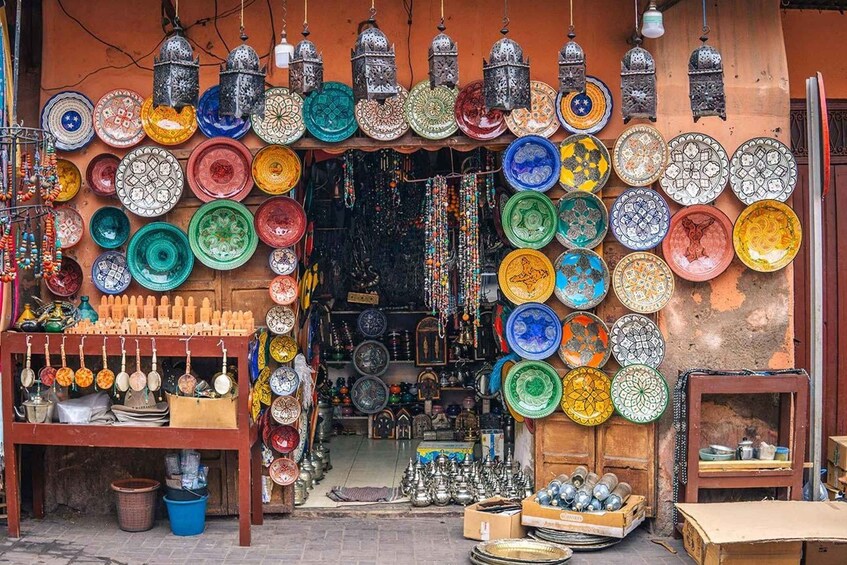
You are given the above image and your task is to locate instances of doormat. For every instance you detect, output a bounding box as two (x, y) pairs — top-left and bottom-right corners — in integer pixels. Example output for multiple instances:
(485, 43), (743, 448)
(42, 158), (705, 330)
(326, 486), (404, 503)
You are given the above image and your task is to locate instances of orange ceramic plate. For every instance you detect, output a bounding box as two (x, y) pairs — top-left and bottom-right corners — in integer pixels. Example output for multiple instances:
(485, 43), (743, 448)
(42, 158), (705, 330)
(252, 145), (302, 195)
(732, 199), (802, 273)
(559, 312), (610, 369)
(56, 159), (82, 202)
(140, 96), (197, 145)
(497, 249), (555, 305)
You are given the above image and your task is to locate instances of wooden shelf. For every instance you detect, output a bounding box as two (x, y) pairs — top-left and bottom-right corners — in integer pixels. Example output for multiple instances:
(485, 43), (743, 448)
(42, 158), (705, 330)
(699, 460), (793, 473)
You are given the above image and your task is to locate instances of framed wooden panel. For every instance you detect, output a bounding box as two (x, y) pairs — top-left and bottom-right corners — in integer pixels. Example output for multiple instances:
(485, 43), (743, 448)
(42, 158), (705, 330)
(534, 413), (595, 487)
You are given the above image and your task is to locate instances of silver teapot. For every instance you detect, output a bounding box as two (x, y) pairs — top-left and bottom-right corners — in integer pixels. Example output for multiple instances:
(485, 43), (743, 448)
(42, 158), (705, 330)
(452, 478), (474, 506)
(299, 458), (315, 490)
(310, 452), (325, 482)
(411, 476), (432, 507)
(431, 481), (452, 506)
(294, 478), (309, 506)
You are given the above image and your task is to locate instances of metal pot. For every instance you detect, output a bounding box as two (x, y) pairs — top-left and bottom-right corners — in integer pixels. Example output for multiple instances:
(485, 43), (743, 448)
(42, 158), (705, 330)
(21, 398), (54, 423)
(317, 401), (333, 442)
(310, 452), (325, 482)
(293, 478), (308, 506)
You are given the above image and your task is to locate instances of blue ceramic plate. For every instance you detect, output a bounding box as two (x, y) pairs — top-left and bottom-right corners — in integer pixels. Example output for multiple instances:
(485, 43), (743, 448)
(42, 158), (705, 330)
(127, 222), (194, 291)
(197, 85), (251, 139)
(553, 248), (610, 310)
(303, 82), (357, 143)
(556, 191), (608, 249)
(41, 91), (95, 151)
(609, 187), (670, 251)
(91, 250), (132, 295)
(555, 76), (613, 135)
(505, 302), (562, 361)
(502, 135), (560, 193)
(89, 206), (130, 249)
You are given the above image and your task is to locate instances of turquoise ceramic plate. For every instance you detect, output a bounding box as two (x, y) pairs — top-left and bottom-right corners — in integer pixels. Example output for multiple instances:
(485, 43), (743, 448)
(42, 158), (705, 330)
(303, 82), (357, 143)
(553, 248), (610, 309)
(89, 206), (131, 249)
(188, 200), (258, 270)
(127, 222), (193, 291)
(502, 191), (557, 249)
(556, 191), (608, 249)
(503, 360), (563, 419)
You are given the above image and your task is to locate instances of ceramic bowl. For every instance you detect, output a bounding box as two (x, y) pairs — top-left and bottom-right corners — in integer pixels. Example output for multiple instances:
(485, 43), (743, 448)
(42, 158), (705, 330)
(90, 206), (131, 249)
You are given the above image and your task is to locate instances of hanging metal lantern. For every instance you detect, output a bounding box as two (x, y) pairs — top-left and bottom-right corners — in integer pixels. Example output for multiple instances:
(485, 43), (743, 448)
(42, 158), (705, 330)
(621, 42), (657, 123)
(290, 30), (324, 96)
(219, 32), (267, 118)
(483, 23), (530, 112)
(689, 40), (726, 121)
(351, 7), (398, 103)
(558, 29), (585, 94)
(429, 22), (459, 89)
(153, 24), (199, 109)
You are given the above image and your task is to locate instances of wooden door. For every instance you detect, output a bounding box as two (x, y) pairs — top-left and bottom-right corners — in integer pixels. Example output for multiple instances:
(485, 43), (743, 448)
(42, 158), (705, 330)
(534, 413), (594, 486)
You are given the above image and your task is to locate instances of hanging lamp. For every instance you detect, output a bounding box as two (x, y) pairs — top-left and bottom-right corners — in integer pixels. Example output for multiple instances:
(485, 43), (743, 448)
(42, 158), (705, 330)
(351, 0), (398, 103)
(153, 0), (199, 109)
(641, 0), (665, 39)
(428, 0), (458, 89)
(219, 0), (267, 118)
(558, 0), (585, 94)
(483, 0), (530, 112)
(274, 0), (295, 69)
(689, 0), (726, 121)
(289, 0), (324, 95)
(620, 0), (657, 123)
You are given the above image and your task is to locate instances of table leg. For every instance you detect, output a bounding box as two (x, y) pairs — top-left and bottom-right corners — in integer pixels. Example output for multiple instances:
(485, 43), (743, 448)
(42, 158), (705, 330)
(32, 446), (45, 519)
(250, 440), (263, 526)
(238, 446), (251, 547)
(5, 443), (20, 538)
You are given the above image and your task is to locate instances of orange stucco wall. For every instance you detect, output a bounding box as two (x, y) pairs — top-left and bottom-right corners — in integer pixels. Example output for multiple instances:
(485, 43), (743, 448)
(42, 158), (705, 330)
(783, 9), (847, 98)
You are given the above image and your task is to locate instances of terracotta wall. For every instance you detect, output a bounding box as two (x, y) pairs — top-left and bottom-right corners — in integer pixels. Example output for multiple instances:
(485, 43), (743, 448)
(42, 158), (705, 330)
(782, 9), (847, 98)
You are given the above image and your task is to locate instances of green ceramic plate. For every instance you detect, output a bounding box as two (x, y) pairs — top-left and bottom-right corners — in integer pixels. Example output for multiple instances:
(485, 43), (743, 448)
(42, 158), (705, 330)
(89, 206), (130, 249)
(502, 191), (557, 249)
(127, 222), (193, 291)
(188, 200), (258, 270)
(302, 82), (357, 143)
(404, 81), (459, 140)
(503, 360), (563, 419)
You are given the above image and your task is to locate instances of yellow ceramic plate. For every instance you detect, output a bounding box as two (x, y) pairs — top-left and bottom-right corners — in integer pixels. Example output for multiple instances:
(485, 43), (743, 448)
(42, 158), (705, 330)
(56, 159), (82, 202)
(559, 133), (611, 193)
(498, 248), (555, 305)
(561, 366), (614, 426)
(270, 335), (298, 363)
(733, 199), (802, 273)
(252, 145), (302, 195)
(140, 96), (197, 145)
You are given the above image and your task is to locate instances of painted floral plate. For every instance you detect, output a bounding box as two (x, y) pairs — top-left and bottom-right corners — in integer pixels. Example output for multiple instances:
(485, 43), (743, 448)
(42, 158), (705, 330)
(254, 196), (307, 248)
(252, 145), (302, 195)
(610, 313), (665, 368)
(455, 80), (507, 141)
(613, 125), (668, 186)
(553, 248), (610, 310)
(269, 247), (298, 276)
(357, 309), (388, 338)
(187, 137), (254, 202)
(197, 85), (251, 139)
(609, 187), (670, 250)
(504, 81), (559, 138)
(41, 91), (95, 151)
(497, 248), (555, 305)
(559, 311), (610, 369)
(55, 206), (84, 248)
(91, 250), (132, 295)
(126, 222), (194, 291)
(355, 85), (409, 141)
(610, 364), (668, 423)
(505, 302), (562, 361)
(89, 206), (130, 249)
(303, 82), (357, 143)
(503, 360), (562, 419)
(85, 153), (120, 197)
(188, 200), (258, 270)
(269, 458), (298, 486)
(56, 159), (82, 202)
(270, 367), (300, 397)
(45, 256), (83, 297)
(501, 191), (557, 249)
(561, 366), (614, 426)
(353, 340), (391, 377)
(502, 135), (560, 193)
(270, 335), (298, 363)
(115, 146), (184, 217)
(559, 134), (611, 193)
(266, 305), (296, 335)
(93, 89), (145, 148)
(271, 395), (301, 426)
(729, 137), (798, 205)
(555, 76), (612, 135)
(662, 205), (734, 281)
(140, 96), (197, 145)
(612, 252), (675, 314)
(556, 191), (608, 249)
(732, 199), (802, 272)
(660, 132), (729, 205)
(350, 375), (390, 415)
(269, 274), (298, 305)
(251, 87), (306, 145)
(405, 81), (459, 140)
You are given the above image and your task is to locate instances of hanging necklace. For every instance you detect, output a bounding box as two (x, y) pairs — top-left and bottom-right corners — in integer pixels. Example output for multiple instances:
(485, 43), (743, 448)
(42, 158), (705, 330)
(39, 141), (61, 203)
(0, 218), (17, 283)
(17, 151), (36, 203)
(342, 150), (356, 209)
(424, 175), (451, 330)
(458, 172), (481, 341)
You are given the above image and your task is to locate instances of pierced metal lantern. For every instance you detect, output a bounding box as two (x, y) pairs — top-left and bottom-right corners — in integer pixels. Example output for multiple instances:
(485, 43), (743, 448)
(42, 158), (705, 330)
(483, 33), (530, 112)
(290, 32), (324, 96)
(621, 44), (657, 123)
(429, 22), (459, 89)
(153, 30), (199, 109)
(689, 40), (726, 121)
(219, 39), (267, 118)
(558, 31), (585, 94)
(351, 22), (398, 102)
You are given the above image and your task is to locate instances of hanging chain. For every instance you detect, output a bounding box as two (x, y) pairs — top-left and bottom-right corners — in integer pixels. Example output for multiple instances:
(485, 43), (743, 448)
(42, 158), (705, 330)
(569, 0), (574, 34)
(634, 0), (640, 35)
(282, 0), (288, 35)
(701, 0), (710, 39)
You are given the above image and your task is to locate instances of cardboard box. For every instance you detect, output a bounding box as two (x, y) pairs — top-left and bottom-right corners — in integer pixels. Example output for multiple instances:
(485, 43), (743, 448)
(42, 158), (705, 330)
(826, 460), (846, 488)
(827, 436), (847, 469)
(682, 520), (801, 565)
(805, 541), (847, 565)
(520, 494), (645, 538)
(166, 392), (238, 429)
(463, 497), (526, 541)
(417, 441), (474, 463)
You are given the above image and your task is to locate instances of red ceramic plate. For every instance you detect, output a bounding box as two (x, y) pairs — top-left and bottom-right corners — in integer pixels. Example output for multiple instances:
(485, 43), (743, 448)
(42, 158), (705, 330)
(85, 153), (120, 197)
(662, 205), (734, 282)
(270, 424), (300, 454)
(269, 274), (298, 306)
(454, 80), (507, 141)
(45, 256), (83, 297)
(254, 196), (307, 248)
(187, 137), (254, 202)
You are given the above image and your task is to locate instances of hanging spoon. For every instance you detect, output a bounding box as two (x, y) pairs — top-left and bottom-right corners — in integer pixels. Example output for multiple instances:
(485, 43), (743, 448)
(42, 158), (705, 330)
(55, 335), (74, 388)
(74, 336), (94, 389)
(20, 335), (36, 388)
(147, 338), (162, 400)
(129, 339), (147, 392)
(178, 338), (196, 396)
(39, 336), (57, 387)
(115, 336), (130, 394)
(96, 337), (115, 391)
(213, 341), (233, 396)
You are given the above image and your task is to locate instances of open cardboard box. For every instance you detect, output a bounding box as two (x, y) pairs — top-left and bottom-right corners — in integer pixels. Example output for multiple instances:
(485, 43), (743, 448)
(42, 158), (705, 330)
(521, 494), (646, 538)
(463, 497), (526, 541)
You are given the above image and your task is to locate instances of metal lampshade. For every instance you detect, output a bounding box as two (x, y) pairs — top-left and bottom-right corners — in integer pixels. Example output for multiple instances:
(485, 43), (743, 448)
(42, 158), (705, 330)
(290, 33), (324, 96)
(689, 41), (726, 121)
(351, 20), (398, 102)
(429, 24), (459, 89)
(621, 44), (657, 123)
(558, 32), (585, 95)
(153, 30), (199, 109)
(219, 39), (266, 118)
(483, 34), (530, 112)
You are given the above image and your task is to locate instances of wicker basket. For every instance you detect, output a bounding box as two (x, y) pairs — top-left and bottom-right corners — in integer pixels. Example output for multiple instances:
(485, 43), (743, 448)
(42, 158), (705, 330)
(111, 478), (160, 532)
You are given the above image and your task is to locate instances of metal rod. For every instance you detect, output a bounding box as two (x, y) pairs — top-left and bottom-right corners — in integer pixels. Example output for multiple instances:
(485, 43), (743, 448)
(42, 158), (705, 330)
(12, 0), (21, 126)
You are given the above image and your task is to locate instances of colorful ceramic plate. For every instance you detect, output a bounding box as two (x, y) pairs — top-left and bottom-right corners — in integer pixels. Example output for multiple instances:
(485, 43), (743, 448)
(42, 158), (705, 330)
(270, 335), (298, 363)
(188, 200), (258, 270)
(56, 159), (82, 202)
(556, 191), (608, 249)
(611, 364), (668, 423)
(561, 366), (614, 426)
(732, 199), (802, 272)
(93, 89), (145, 148)
(127, 222), (194, 291)
(353, 340), (391, 377)
(357, 309), (388, 338)
(255, 196), (307, 248)
(559, 134), (611, 193)
(555, 76), (612, 135)
(252, 145), (301, 195)
(660, 132), (729, 205)
(85, 153), (120, 197)
(115, 146), (184, 217)
(269, 457), (298, 486)
(89, 206), (130, 249)
(350, 375), (390, 415)
(502, 191), (557, 249)
(612, 252), (675, 314)
(251, 86), (305, 145)
(269, 274), (298, 305)
(41, 91), (95, 151)
(553, 248), (610, 310)
(187, 137), (254, 201)
(609, 187), (670, 250)
(270, 424), (300, 454)
(269, 366), (299, 396)
(504, 81), (559, 138)
(140, 96), (197, 145)
(497, 248), (555, 305)
(729, 137), (798, 204)
(613, 125), (668, 186)
(269, 247), (298, 276)
(266, 305), (296, 334)
(559, 312), (610, 369)
(45, 256), (83, 297)
(610, 313), (665, 368)
(303, 82), (357, 142)
(503, 360), (562, 419)
(502, 135), (560, 193)
(505, 302), (562, 361)
(355, 85), (409, 141)
(662, 205), (734, 281)
(55, 206), (84, 248)
(405, 81), (459, 140)
(454, 80), (507, 141)
(271, 395), (301, 425)
(91, 250), (132, 295)
(197, 85), (251, 139)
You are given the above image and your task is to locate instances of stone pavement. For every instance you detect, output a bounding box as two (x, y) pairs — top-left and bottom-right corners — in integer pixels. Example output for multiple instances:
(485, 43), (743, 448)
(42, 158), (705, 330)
(0, 515), (691, 565)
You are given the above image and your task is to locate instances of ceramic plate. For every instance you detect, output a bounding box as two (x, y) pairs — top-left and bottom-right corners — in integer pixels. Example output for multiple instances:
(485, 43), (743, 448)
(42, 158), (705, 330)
(609, 187), (670, 251)
(501, 191), (557, 249)
(350, 375), (390, 415)
(115, 146), (184, 217)
(732, 199), (802, 272)
(268, 367), (298, 397)
(497, 248), (555, 305)
(612, 252), (675, 314)
(405, 81), (459, 140)
(140, 96), (197, 145)
(454, 80), (507, 141)
(504, 81), (559, 138)
(505, 302), (562, 361)
(269, 247), (298, 276)
(85, 153), (120, 197)
(251, 87), (306, 145)
(266, 305), (296, 334)
(556, 191), (608, 249)
(187, 137), (254, 201)
(270, 424), (300, 454)
(189, 200), (258, 270)
(89, 206), (130, 249)
(555, 76), (612, 135)
(41, 91), (95, 151)
(252, 145), (302, 195)
(502, 135), (560, 193)
(255, 196), (307, 248)
(357, 309), (388, 338)
(269, 274), (298, 305)
(660, 132), (729, 205)
(559, 311), (610, 369)
(553, 248), (610, 310)
(355, 85), (409, 141)
(55, 206), (84, 248)
(561, 366), (614, 426)
(269, 457), (298, 486)
(662, 205), (734, 281)
(559, 134), (611, 193)
(45, 256), (83, 297)
(56, 159), (82, 202)
(271, 395), (301, 425)
(270, 335), (298, 363)
(729, 137), (798, 204)
(611, 364), (668, 423)
(613, 125), (668, 186)
(503, 360), (562, 419)
(91, 250), (132, 295)
(303, 81), (357, 142)
(353, 340), (391, 377)
(197, 85), (251, 139)
(93, 89), (145, 148)
(127, 222), (194, 291)
(610, 313), (665, 368)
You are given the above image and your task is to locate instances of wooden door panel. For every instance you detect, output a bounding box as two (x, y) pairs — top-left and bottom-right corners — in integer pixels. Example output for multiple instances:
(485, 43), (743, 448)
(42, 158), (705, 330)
(199, 450), (228, 515)
(534, 413), (595, 487)
(595, 417), (656, 516)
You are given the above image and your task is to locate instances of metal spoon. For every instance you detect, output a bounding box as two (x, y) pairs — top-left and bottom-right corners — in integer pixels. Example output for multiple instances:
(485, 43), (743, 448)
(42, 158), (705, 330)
(20, 336), (35, 388)
(129, 339), (147, 392)
(115, 336), (130, 393)
(147, 338), (162, 400)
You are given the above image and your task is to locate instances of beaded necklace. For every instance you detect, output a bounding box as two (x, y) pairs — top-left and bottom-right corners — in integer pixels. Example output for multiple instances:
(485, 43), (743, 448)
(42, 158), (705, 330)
(0, 219), (16, 282)
(342, 150), (356, 209)
(424, 175), (452, 331)
(458, 173), (481, 344)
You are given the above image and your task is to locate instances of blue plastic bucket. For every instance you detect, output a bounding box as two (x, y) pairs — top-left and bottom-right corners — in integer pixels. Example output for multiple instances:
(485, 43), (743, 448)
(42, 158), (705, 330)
(163, 494), (208, 536)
